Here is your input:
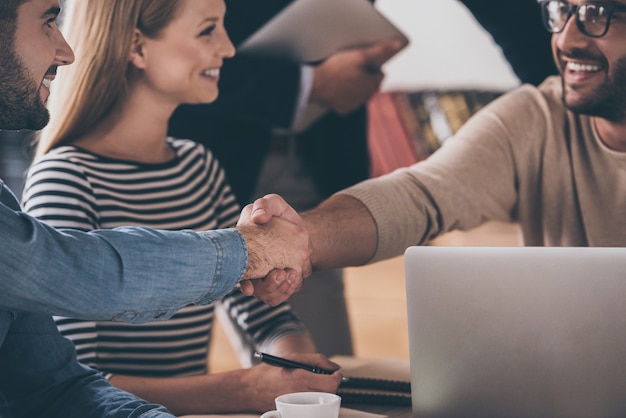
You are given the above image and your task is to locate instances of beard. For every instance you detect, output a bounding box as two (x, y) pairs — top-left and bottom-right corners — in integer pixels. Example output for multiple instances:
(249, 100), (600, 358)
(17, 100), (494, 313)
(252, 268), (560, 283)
(0, 45), (50, 131)
(562, 56), (626, 122)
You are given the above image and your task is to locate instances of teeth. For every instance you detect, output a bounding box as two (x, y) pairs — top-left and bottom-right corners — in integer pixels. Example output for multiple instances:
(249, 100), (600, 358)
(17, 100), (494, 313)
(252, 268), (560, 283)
(202, 69), (220, 77)
(567, 62), (601, 72)
(42, 78), (51, 89)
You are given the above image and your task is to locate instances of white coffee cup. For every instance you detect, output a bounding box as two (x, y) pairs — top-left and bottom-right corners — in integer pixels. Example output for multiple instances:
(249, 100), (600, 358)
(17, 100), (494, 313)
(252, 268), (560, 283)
(260, 391), (341, 418)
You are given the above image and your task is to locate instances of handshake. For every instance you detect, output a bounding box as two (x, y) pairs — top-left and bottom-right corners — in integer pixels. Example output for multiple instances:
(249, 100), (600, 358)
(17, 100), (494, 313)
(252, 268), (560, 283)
(235, 194), (313, 306)
(234, 192), (376, 306)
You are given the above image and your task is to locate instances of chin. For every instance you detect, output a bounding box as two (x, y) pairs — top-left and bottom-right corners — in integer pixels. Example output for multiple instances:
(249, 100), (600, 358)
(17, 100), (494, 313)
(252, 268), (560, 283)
(207, 90), (219, 102)
(39, 85), (50, 102)
(186, 92), (218, 104)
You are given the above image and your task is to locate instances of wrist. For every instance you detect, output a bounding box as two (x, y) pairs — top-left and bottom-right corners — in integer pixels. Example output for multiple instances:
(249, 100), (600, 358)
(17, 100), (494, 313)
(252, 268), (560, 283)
(309, 65), (331, 108)
(238, 225), (264, 280)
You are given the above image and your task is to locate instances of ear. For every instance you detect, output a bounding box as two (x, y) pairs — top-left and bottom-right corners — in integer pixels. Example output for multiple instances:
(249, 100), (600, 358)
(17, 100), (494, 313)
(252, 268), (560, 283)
(128, 28), (148, 70)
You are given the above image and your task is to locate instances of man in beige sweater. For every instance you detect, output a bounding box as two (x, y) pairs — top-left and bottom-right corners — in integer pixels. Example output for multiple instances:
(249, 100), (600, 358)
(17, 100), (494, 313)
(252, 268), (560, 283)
(237, 0), (626, 277)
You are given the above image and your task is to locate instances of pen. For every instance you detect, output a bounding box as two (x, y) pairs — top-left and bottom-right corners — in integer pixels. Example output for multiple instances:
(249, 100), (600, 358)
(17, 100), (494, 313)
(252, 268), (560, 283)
(254, 351), (334, 374)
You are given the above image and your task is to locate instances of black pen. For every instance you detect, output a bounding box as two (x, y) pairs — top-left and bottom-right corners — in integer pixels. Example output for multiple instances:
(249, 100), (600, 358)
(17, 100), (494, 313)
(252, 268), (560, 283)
(254, 351), (334, 374)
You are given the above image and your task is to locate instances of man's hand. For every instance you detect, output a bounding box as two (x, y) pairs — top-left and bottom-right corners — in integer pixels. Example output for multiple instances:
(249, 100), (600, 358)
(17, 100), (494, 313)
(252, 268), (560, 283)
(239, 193), (302, 226)
(239, 268), (301, 307)
(236, 195), (311, 305)
(310, 38), (406, 115)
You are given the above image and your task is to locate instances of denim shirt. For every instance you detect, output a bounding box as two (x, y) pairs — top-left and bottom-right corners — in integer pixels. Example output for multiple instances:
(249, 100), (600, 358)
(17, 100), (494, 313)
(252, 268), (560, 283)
(0, 180), (247, 321)
(0, 312), (176, 417)
(0, 179), (248, 416)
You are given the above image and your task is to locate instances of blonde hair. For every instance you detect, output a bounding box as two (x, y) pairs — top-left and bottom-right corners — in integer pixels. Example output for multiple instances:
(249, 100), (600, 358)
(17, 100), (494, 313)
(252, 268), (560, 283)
(37, 0), (182, 158)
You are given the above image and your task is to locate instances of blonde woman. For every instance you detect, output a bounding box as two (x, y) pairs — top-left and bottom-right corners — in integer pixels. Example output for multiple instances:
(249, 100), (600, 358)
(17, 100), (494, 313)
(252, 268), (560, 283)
(22, 0), (341, 415)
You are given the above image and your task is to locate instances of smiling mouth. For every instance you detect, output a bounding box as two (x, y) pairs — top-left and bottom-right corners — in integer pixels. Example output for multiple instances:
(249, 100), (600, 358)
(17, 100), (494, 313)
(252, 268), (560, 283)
(566, 62), (602, 73)
(202, 68), (220, 77)
(41, 66), (57, 90)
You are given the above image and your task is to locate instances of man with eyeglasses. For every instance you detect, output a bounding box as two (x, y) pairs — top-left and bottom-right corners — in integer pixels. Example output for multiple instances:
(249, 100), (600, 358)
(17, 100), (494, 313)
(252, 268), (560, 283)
(240, 0), (626, 281)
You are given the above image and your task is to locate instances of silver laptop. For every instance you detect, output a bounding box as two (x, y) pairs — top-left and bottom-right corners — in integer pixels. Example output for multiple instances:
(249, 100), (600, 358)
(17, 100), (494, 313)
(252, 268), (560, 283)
(405, 246), (626, 418)
(238, 0), (409, 63)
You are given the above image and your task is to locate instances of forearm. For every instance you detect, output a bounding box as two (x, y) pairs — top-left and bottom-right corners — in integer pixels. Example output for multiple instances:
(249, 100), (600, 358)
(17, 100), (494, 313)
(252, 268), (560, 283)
(0, 202), (245, 321)
(303, 194), (378, 270)
(110, 364), (334, 415)
(109, 355), (343, 414)
(110, 370), (258, 415)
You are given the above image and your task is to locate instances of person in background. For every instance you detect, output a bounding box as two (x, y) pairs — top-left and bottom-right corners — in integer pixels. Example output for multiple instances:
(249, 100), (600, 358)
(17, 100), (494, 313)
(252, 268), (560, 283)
(0, 0), (313, 416)
(168, 0), (405, 359)
(22, 0), (341, 415)
(461, 0), (557, 85)
(241, 0), (626, 285)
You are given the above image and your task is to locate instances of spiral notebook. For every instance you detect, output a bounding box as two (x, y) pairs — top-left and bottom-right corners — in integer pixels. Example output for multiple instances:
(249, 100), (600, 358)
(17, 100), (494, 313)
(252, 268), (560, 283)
(331, 356), (412, 406)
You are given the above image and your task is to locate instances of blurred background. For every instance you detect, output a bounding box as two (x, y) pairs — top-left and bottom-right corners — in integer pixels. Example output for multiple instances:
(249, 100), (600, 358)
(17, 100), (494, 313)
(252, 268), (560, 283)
(377, 0), (520, 91)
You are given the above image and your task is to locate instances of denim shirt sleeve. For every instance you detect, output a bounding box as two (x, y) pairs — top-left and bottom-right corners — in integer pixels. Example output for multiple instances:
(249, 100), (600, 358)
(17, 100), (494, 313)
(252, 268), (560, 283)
(0, 312), (176, 418)
(0, 181), (247, 323)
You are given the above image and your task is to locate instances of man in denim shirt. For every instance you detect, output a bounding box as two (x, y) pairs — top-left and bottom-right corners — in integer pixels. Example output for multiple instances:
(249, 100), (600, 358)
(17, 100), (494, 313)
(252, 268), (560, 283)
(0, 1), (311, 416)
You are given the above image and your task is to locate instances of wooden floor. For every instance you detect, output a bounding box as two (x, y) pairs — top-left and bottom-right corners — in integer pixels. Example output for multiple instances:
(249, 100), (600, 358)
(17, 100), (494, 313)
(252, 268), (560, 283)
(209, 221), (519, 372)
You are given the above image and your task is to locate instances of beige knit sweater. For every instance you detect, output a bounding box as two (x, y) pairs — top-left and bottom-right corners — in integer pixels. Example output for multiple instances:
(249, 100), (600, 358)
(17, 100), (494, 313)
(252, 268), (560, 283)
(340, 77), (626, 263)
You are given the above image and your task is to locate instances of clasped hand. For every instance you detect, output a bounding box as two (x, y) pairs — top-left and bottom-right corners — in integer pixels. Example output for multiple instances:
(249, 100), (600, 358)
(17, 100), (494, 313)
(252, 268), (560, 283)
(236, 194), (310, 306)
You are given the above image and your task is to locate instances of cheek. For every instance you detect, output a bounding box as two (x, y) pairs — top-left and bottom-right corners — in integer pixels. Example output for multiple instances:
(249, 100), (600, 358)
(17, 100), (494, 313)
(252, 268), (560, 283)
(144, 55), (193, 91)
(148, 46), (200, 82)
(18, 45), (49, 85)
(551, 36), (561, 71)
(16, 27), (59, 82)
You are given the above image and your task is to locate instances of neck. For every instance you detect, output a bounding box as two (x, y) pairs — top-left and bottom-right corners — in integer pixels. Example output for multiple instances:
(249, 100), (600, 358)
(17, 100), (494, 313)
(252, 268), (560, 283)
(593, 117), (626, 152)
(72, 87), (177, 163)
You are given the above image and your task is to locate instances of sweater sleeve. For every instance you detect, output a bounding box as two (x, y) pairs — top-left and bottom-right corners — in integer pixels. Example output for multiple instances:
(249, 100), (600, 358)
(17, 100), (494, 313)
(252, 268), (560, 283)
(339, 83), (553, 262)
(219, 289), (309, 355)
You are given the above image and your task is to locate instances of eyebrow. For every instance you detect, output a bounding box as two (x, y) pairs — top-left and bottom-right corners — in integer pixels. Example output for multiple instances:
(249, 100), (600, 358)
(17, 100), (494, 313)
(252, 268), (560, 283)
(40, 6), (61, 20)
(196, 16), (219, 29)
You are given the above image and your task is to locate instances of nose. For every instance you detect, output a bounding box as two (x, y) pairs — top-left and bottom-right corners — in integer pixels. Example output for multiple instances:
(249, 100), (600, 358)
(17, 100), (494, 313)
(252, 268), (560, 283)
(554, 10), (589, 52)
(54, 29), (75, 66)
(219, 29), (236, 59)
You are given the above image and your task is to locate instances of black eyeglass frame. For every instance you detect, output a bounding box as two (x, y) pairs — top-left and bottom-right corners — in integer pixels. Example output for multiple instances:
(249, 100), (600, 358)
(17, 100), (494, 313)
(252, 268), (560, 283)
(537, 0), (626, 37)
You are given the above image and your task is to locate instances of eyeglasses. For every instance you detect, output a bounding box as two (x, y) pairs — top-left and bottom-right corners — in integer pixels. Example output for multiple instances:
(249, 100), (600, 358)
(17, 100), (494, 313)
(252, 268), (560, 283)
(537, 0), (626, 37)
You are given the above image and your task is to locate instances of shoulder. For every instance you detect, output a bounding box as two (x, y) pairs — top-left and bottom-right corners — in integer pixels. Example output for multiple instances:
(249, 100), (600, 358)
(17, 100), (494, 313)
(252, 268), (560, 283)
(23, 146), (100, 207)
(168, 137), (222, 169)
(168, 137), (213, 158)
(490, 76), (564, 118)
(22, 147), (99, 223)
(27, 146), (95, 183)
(460, 76), (565, 140)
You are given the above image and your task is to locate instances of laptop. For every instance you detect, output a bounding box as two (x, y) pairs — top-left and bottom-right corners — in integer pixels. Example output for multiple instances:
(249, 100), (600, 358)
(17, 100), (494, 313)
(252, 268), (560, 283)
(404, 246), (626, 418)
(238, 0), (409, 64)
(237, 0), (408, 132)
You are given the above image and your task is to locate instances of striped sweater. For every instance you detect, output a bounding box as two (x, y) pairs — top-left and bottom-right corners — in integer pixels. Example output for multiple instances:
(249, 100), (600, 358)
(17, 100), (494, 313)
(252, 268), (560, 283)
(22, 138), (307, 378)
